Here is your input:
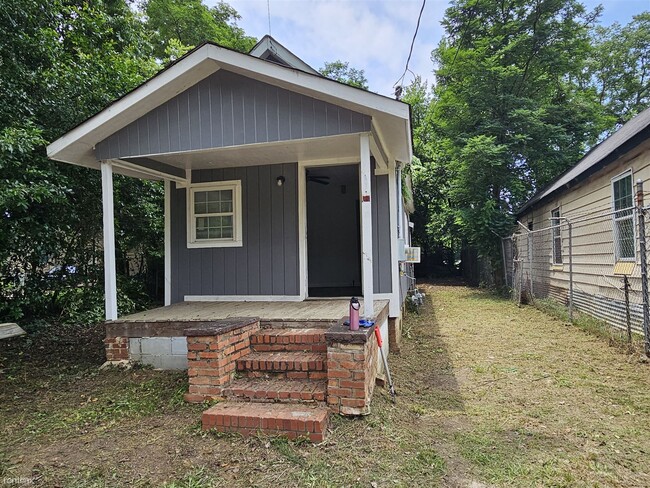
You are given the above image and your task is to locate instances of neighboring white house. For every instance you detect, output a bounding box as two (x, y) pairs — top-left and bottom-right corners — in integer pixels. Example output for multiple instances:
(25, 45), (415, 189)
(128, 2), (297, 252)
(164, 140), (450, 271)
(515, 106), (650, 333)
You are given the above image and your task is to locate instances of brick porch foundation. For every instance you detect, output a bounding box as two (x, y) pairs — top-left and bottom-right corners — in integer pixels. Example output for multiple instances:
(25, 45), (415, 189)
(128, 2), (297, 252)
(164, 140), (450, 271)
(325, 323), (380, 415)
(183, 317), (260, 403)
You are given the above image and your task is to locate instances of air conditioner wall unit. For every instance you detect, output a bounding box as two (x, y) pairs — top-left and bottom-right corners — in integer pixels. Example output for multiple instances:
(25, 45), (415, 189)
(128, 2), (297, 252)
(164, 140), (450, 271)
(405, 246), (421, 263)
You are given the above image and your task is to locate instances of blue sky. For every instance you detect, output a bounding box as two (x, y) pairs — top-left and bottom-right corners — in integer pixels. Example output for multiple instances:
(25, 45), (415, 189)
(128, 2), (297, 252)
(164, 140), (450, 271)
(219, 0), (649, 96)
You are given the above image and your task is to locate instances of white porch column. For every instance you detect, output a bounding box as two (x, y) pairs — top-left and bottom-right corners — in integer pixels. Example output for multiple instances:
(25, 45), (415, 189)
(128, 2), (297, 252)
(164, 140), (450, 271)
(164, 180), (172, 306)
(101, 161), (118, 320)
(360, 134), (374, 318)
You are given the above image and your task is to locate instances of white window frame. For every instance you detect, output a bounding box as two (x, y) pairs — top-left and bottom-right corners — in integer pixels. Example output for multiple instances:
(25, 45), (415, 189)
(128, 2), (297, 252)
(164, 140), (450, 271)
(187, 180), (243, 248)
(611, 169), (635, 262)
(551, 207), (562, 265)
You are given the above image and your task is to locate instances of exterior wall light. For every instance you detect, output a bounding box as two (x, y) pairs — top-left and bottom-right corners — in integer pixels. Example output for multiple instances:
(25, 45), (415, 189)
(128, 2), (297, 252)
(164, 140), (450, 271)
(276, 176), (285, 187)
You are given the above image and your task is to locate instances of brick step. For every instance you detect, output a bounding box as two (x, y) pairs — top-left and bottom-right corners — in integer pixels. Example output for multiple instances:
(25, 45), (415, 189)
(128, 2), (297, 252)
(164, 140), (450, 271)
(251, 328), (326, 352)
(222, 378), (327, 403)
(236, 351), (327, 374)
(202, 402), (329, 442)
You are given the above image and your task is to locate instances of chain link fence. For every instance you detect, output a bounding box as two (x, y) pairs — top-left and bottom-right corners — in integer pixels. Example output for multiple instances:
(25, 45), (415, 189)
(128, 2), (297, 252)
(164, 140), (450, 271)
(503, 194), (650, 354)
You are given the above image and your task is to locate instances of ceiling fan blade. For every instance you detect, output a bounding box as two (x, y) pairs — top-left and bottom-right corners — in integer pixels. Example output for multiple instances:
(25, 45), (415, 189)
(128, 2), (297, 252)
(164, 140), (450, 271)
(307, 176), (330, 185)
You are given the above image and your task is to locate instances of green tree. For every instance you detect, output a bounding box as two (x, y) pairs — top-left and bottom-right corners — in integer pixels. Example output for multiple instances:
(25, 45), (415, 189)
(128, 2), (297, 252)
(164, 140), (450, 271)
(0, 1), (158, 321)
(319, 60), (369, 89)
(425, 0), (609, 281)
(141, 0), (256, 60)
(401, 78), (458, 274)
(587, 12), (650, 127)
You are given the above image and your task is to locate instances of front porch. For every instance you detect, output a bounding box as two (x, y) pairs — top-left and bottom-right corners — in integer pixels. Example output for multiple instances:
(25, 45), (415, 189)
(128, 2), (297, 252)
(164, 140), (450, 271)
(104, 299), (390, 440)
(105, 298), (389, 369)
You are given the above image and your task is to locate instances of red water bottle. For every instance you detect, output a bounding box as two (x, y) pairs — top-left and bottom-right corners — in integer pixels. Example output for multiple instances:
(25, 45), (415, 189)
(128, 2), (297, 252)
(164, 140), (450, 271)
(349, 297), (360, 331)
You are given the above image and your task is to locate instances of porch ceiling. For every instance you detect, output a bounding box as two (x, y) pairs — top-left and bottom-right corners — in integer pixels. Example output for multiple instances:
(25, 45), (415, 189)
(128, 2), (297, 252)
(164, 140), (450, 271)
(128, 133), (362, 172)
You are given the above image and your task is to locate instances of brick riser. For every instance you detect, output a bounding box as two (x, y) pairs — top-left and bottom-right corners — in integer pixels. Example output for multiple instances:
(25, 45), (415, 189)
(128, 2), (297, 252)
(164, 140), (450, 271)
(223, 378), (326, 403)
(202, 402), (329, 443)
(236, 351), (327, 381)
(251, 328), (326, 353)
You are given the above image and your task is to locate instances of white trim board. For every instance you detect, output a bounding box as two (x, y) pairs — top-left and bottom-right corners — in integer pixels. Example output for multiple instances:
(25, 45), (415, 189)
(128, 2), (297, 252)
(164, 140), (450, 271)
(184, 295), (303, 302)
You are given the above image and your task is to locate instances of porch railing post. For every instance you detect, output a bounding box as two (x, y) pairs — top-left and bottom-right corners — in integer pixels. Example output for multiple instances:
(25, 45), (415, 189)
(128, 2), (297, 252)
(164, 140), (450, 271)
(360, 134), (374, 318)
(101, 161), (118, 320)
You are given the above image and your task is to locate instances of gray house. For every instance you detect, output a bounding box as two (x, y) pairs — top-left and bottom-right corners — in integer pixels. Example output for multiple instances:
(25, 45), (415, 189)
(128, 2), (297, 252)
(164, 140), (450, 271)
(47, 36), (413, 360)
(48, 37), (414, 437)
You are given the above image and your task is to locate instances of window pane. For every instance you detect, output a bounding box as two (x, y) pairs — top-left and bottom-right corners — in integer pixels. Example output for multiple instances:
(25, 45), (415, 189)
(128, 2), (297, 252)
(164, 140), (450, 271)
(195, 189), (234, 213)
(196, 215), (235, 240)
(614, 175), (633, 211)
(553, 237), (563, 264)
(616, 218), (635, 259)
(196, 216), (209, 240)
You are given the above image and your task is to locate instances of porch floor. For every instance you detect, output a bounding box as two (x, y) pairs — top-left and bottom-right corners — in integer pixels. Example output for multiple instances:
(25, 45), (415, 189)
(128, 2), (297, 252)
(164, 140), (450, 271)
(114, 299), (389, 326)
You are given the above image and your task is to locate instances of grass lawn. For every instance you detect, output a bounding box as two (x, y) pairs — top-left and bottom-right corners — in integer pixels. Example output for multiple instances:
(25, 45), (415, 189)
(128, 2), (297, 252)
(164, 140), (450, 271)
(1, 283), (650, 487)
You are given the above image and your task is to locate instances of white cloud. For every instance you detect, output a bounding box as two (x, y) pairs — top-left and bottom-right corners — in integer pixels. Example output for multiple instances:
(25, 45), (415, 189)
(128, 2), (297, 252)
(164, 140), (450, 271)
(213, 0), (647, 96)
(222, 0), (445, 95)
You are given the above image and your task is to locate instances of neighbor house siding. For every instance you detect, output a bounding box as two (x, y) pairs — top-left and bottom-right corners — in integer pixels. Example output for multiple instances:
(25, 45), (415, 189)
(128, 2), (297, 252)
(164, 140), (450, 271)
(95, 70), (372, 160)
(517, 139), (650, 332)
(372, 172), (392, 294)
(170, 163), (299, 302)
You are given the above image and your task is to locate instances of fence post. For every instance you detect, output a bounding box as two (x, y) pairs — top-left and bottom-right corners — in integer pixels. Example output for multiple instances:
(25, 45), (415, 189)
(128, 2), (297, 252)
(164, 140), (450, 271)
(528, 232), (533, 300)
(501, 238), (508, 287)
(635, 179), (650, 356)
(568, 220), (574, 322)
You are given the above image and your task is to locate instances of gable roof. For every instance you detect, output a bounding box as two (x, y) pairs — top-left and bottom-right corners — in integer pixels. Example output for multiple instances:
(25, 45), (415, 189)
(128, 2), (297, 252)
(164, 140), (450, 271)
(249, 35), (320, 75)
(47, 40), (411, 176)
(517, 106), (650, 216)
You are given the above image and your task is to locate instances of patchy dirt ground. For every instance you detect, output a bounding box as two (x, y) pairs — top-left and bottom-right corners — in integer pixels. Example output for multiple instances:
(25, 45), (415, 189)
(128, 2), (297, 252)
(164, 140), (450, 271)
(1, 283), (650, 487)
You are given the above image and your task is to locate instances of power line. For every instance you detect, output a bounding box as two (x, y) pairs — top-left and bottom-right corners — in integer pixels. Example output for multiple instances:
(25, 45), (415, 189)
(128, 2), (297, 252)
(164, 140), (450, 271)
(394, 0), (427, 90)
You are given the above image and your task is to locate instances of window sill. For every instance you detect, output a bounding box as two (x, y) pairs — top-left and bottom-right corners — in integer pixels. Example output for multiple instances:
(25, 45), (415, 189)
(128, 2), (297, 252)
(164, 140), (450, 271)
(551, 264), (564, 270)
(187, 240), (243, 249)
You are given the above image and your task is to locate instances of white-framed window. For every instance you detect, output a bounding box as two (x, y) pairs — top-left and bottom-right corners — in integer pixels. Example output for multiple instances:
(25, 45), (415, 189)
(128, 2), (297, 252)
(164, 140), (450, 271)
(611, 170), (635, 261)
(187, 180), (243, 248)
(551, 207), (562, 265)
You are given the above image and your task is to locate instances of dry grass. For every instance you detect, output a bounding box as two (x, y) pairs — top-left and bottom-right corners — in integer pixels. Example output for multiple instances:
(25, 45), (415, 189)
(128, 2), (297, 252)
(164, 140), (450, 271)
(1, 283), (650, 487)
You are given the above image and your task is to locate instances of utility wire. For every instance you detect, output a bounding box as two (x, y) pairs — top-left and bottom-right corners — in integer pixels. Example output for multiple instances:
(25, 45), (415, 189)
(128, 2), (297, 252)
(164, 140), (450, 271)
(394, 0), (427, 90)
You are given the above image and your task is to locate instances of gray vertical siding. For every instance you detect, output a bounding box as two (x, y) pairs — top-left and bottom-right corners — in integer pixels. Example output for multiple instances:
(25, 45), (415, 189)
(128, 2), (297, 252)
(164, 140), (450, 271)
(372, 171), (393, 294)
(170, 163), (299, 302)
(95, 70), (372, 160)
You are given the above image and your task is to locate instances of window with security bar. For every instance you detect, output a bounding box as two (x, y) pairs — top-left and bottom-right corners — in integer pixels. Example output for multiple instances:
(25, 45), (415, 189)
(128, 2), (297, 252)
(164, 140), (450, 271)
(551, 207), (562, 264)
(611, 171), (635, 261)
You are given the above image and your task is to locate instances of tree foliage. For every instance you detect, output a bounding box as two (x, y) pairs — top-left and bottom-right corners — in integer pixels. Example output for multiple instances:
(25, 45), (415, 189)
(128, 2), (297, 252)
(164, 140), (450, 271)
(409, 0), (650, 282)
(0, 0), (255, 322)
(142, 0), (256, 60)
(319, 60), (369, 90)
(587, 12), (650, 127)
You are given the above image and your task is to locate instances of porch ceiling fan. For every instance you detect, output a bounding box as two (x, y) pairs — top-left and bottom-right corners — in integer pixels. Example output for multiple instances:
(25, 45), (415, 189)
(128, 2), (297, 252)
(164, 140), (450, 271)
(306, 171), (330, 185)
